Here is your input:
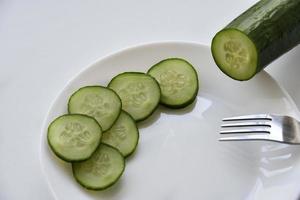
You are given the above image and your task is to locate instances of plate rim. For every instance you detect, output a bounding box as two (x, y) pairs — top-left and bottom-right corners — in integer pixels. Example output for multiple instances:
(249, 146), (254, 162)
(39, 41), (300, 199)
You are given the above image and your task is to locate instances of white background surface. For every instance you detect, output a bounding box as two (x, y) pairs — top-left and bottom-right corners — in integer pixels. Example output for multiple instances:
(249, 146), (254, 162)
(1, 0), (300, 199)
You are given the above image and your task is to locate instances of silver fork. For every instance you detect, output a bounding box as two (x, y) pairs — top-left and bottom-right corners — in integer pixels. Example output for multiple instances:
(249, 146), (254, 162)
(219, 114), (300, 144)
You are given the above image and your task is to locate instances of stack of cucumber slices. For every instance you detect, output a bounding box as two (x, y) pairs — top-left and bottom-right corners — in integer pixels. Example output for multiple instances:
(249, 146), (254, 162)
(47, 58), (199, 190)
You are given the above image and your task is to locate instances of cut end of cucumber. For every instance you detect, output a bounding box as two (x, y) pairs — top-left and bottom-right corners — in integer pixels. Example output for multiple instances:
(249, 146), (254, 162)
(211, 28), (258, 81)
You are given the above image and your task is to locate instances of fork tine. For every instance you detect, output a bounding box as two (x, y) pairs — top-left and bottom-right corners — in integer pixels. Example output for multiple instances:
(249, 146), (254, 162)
(220, 127), (270, 134)
(221, 121), (271, 127)
(219, 134), (269, 141)
(222, 114), (271, 121)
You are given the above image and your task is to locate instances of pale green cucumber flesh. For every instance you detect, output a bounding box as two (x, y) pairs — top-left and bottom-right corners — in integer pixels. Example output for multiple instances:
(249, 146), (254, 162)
(108, 72), (161, 121)
(148, 58), (199, 108)
(68, 86), (121, 131)
(47, 114), (102, 162)
(212, 29), (258, 81)
(102, 111), (139, 157)
(72, 144), (125, 190)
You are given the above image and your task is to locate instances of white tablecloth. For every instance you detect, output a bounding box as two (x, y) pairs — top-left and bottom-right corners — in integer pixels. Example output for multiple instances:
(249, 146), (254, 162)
(1, 0), (299, 199)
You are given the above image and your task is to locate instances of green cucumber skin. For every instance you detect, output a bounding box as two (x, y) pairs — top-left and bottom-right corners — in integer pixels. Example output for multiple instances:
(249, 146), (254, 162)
(213, 0), (300, 80)
(67, 85), (122, 131)
(147, 58), (199, 109)
(72, 144), (125, 191)
(118, 111), (139, 158)
(108, 72), (161, 122)
(47, 114), (102, 163)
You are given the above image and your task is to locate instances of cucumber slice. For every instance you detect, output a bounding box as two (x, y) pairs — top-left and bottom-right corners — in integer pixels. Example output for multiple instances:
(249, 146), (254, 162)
(211, 29), (258, 80)
(72, 144), (125, 190)
(47, 114), (102, 162)
(68, 86), (121, 131)
(148, 58), (199, 108)
(108, 72), (160, 121)
(102, 111), (139, 157)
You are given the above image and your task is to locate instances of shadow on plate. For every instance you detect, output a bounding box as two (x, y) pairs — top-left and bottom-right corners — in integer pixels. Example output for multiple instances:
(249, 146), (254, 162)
(159, 98), (197, 116)
(267, 46), (300, 104)
(251, 72), (286, 100)
(138, 98), (197, 129)
(137, 106), (162, 129)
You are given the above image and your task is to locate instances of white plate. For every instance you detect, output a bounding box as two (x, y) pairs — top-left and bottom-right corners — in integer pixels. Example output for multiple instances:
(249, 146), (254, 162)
(40, 42), (300, 200)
